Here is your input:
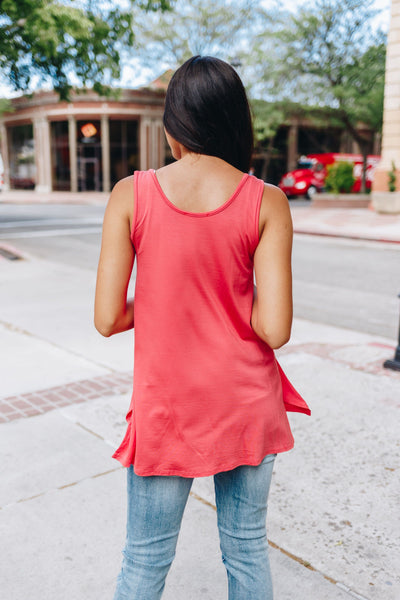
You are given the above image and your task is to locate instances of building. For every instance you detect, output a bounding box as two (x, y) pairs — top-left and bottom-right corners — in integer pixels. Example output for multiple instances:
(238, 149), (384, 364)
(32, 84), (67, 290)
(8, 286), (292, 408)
(372, 0), (400, 212)
(252, 116), (380, 185)
(0, 85), (167, 194)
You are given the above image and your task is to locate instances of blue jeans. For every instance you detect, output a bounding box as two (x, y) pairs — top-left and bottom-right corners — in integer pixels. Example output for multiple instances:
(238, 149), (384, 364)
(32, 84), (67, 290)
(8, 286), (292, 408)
(113, 454), (276, 600)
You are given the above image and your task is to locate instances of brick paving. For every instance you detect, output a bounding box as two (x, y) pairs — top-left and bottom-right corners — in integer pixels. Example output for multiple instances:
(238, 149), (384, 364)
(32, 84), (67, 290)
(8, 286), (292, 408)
(278, 340), (399, 377)
(0, 372), (132, 423)
(1, 340), (398, 424)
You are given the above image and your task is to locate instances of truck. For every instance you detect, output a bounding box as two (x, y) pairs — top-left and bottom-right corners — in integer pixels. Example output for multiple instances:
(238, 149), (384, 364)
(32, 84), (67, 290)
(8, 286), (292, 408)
(278, 153), (381, 199)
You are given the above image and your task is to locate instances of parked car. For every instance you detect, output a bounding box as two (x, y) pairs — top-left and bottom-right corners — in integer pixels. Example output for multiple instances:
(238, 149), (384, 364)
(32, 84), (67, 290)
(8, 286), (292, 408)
(278, 153), (381, 199)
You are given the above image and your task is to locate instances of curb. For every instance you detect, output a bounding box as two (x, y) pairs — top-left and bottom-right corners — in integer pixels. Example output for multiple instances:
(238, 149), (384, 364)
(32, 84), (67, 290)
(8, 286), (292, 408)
(293, 228), (400, 244)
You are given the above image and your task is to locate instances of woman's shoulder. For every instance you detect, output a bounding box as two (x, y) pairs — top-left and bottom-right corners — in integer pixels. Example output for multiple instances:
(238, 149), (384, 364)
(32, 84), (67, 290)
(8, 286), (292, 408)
(261, 183), (290, 213)
(259, 183), (292, 233)
(112, 174), (135, 195)
(105, 175), (135, 222)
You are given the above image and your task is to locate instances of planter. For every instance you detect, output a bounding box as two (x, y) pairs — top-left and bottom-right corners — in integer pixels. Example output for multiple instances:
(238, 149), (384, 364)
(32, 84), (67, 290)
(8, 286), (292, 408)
(371, 191), (400, 214)
(311, 193), (371, 209)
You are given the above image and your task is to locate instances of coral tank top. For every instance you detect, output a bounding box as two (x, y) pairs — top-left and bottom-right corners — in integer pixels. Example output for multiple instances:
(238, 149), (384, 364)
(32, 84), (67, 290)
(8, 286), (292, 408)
(112, 170), (310, 477)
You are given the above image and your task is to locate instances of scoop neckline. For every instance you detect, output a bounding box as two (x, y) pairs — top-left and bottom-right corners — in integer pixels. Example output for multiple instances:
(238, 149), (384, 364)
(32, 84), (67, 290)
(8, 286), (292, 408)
(150, 169), (249, 217)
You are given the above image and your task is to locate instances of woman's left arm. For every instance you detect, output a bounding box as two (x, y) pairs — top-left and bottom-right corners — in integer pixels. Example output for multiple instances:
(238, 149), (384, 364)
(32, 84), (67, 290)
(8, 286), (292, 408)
(94, 177), (135, 337)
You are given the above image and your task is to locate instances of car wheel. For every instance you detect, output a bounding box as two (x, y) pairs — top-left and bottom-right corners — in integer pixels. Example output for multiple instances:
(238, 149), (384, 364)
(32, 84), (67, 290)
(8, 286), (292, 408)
(306, 185), (317, 200)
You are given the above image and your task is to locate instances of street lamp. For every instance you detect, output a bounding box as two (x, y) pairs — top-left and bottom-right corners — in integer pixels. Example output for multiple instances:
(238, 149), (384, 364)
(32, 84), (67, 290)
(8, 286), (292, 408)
(383, 293), (400, 371)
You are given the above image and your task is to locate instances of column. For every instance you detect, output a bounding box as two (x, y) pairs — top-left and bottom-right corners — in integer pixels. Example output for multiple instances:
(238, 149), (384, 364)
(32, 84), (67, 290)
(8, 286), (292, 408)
(68, 116), (78, 193)
(287, 122), (299, 172)
(140, 118), (151, 171)
(139, 117), (165, 170)
(0, 122), (10, 191)
(101, 114), (110, 193)
(155, 119), (166, 169)
(371, 0), (400, 212)
(33, 116), (52, 193)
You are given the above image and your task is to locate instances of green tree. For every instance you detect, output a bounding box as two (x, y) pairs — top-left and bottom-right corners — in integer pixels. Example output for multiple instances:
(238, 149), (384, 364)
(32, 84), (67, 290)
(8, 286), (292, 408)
(325, 161), (355, 194)
(255, 0), (386, 192)
(0, 0), (172, 100)
(251, 99), (300, 181)
(131, 0), (260, 70)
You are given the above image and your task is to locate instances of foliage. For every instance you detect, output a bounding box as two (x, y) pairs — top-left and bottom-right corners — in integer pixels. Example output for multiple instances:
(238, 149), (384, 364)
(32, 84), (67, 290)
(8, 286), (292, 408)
(325, 162), (355, 194)
(131, 0), (260, 71)
(251, 99), (286, 144)
(265, 0), (384, 102)
(0, 97), (12, 116)
(250, 98), (308, 180)
(0, 0), (172, 100)
(388, 161), (397, 193)
(254, 0), (386, 191)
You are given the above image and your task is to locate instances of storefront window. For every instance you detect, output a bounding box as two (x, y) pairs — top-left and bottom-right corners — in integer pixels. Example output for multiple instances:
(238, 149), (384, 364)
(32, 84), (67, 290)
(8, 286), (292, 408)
(8, 124), (35, 189)
(77, 120), (102, 191)
(109, 120), (139, 187)
(51, 121), (70, 191)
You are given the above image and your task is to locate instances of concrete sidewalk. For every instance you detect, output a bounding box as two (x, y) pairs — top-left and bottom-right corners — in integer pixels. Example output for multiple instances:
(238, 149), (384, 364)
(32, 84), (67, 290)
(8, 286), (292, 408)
(0, 189), (109, 205)
(0, 222), (399, 599)
(290, 204), (400, 244)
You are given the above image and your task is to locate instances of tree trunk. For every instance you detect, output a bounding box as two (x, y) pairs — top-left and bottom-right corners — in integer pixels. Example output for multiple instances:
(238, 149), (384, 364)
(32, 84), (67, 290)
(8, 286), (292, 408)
(338, 111), (371, 194)
(361, 147), (368, 194)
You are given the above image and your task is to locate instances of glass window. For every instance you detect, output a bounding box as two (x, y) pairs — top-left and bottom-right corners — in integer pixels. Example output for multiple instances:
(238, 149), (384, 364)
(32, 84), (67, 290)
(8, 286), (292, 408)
(51, 121), (70, 191)
(109, 120), (139, 187)
(77, 120), (102, 191)
(8, 124), (35, 189)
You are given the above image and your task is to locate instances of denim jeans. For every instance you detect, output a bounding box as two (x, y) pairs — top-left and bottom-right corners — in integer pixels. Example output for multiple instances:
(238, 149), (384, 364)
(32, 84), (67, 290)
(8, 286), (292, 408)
(113, 454), (276, 600)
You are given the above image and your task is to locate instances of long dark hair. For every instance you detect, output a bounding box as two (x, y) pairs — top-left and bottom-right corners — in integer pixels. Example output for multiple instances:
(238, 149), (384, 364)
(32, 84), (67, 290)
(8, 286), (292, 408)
(163, 56), (254, 173)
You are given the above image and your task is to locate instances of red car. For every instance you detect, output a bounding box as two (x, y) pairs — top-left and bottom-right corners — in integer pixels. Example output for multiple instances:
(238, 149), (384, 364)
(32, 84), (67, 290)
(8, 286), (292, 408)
(278, 153), (381, 199)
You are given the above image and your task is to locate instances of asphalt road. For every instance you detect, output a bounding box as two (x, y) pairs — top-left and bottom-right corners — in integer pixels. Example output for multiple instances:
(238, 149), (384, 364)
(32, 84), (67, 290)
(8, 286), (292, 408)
(0, 203), (399, 340)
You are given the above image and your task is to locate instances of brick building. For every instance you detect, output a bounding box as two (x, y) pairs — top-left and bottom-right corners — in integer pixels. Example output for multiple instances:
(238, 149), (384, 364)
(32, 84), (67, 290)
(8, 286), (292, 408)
(0, 86), (166, 194)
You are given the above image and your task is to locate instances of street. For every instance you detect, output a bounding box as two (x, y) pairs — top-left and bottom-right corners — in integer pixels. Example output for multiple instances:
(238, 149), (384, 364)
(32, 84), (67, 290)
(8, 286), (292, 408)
(1, 202), (399, 341)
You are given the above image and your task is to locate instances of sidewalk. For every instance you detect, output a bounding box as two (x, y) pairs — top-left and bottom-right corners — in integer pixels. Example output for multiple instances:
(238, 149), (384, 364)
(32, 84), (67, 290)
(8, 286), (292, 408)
(1, 313), (399, 600)
(0, 189), (109, 205)
(290, 204), (400, 244)
(0, 213), (399, 599)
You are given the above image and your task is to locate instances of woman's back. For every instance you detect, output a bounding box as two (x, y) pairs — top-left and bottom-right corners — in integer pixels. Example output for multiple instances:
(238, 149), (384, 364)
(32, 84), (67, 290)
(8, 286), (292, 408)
(111, 163), (309, 477)
(155, 154), (246, 215)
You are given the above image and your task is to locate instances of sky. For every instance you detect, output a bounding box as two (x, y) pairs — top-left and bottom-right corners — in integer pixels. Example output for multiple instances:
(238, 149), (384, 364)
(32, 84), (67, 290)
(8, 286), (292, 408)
(0, 0), (393, 98)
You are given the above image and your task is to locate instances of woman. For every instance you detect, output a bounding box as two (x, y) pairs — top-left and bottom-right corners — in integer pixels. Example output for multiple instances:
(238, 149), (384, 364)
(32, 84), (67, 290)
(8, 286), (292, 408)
(95, 55), (310, 600)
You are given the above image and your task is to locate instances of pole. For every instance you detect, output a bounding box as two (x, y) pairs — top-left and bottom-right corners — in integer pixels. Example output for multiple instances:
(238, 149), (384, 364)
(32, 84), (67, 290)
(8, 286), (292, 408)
(383, 293), (400, 371)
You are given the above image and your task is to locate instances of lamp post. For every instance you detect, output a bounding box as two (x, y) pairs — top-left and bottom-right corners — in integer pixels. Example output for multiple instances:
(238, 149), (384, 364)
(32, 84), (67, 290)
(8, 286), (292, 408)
(383, 293), (400, 371)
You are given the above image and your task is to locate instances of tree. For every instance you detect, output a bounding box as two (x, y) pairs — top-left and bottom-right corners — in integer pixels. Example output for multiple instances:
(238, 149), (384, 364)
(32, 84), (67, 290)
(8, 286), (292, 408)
(0, 0), (172, 100)
(251, 99), (291, 180)
(131, 0), (260, 72)
(255, 0), (386, 192)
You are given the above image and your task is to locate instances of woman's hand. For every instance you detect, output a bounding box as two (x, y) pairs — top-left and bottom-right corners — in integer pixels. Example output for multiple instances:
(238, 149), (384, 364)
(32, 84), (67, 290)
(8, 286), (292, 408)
(251, 184), (293, 349)
(94, 177), (135, 337)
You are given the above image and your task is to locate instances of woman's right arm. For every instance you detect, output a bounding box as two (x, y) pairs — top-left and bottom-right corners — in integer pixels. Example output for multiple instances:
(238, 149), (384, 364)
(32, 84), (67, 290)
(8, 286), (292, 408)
(251, 184), (293, 349)
(94, 177), (135, 337)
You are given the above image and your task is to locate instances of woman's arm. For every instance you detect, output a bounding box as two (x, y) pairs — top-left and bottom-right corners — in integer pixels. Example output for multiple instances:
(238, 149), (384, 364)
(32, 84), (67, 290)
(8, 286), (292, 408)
(251, 184), (293, 349)
(94, 177), (135, 337)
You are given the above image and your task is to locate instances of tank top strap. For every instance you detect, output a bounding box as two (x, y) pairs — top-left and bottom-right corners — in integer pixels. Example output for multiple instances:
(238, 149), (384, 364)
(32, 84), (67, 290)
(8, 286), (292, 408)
(131, 169), (265, 253)
(235, 175), (264, 255)
(131, 170), (155, 243)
